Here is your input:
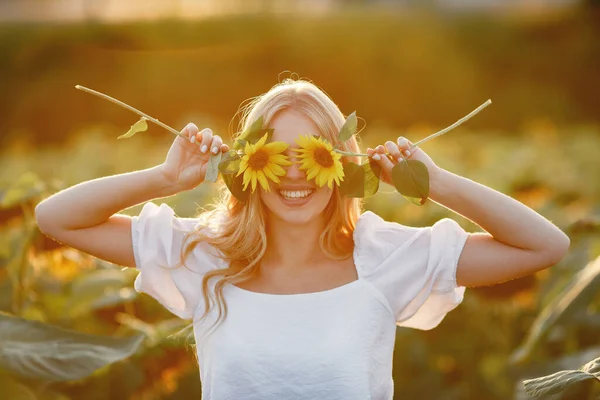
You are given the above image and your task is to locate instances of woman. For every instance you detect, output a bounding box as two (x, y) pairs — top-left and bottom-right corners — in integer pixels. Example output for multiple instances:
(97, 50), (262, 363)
(35, 79), (570, 399)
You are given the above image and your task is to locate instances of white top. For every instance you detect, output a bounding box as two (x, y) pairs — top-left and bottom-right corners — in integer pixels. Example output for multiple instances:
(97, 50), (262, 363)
(131, 202), (470, 400)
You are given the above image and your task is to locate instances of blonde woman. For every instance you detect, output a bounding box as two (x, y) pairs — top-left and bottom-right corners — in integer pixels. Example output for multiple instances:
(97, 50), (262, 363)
(35, 79), (570, 399)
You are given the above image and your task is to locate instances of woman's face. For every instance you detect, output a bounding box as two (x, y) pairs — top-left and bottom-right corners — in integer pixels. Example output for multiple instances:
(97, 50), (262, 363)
(259, 109), (334, 225)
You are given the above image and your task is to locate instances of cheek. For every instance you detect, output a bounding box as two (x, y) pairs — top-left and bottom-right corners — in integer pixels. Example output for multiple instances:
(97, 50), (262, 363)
(314, 186), (334, 206)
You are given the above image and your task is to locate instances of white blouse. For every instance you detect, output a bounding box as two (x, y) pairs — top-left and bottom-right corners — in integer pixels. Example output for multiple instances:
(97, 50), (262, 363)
(131, 202), (470, 400)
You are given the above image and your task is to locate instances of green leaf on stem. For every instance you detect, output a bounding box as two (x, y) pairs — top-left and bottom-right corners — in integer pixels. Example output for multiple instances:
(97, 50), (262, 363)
(364, 160), (382, 197)
(338, 111), (357, 142)
(205, 151), (222, 183)
(339, 162), (364, 198)
(222, 174), (248, 202)
(218, 152), (248, 202)
(233, 116), (275, 150)
(391, 159), (429, 205)
(117, 117), (148, 139)
(218, 151), (241, 174)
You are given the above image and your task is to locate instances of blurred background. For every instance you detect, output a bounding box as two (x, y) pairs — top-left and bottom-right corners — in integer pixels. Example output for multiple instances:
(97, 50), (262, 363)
(1, 0), (599, 399)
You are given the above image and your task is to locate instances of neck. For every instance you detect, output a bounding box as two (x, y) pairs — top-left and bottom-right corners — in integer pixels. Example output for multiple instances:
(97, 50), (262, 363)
(262, 214), (327, 273)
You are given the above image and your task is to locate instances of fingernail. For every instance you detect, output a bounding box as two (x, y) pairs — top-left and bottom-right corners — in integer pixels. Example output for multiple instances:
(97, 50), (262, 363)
(201, 145), (208, 153)
(405, 150), (411, 156)
(212, 146), (218, 154)
(373, 154), (381, 161)
(190, 135), (196, 144)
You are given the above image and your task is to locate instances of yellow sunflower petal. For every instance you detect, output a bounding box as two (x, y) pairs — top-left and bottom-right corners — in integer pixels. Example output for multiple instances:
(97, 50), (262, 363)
(321, 140), (333, 152)
(316, 170), (328, 187)
(255, 132), (269, 148)
(236, 158), (249, 177)
(264, 141), (288, 154)
(242, 169), (252, 190)
(268, 163), (286, 176)
(306, 165), (321, 181)
(263, 165), (281, 183)
(250, 173), (258, 193)
(301, 158), (318, 170)
(269, 154), (292, 165)
(256, 170), (270, 192)
(244, 141), (252, 156)
(295, 135), (316, 150)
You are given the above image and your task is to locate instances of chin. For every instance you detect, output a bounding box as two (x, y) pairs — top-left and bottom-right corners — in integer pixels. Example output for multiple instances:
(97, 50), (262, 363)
(260, 184), (333, 225)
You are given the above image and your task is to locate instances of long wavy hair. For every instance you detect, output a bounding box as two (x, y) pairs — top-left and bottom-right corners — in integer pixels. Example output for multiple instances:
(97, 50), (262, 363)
(177, 77), (365, 339)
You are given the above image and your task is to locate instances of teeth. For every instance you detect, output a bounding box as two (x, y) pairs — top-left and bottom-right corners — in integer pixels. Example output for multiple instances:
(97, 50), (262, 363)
(279, 190), (313, 199)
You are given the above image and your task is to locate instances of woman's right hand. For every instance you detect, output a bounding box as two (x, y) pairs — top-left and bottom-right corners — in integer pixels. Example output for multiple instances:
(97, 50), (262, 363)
(160, 122), (230, 191)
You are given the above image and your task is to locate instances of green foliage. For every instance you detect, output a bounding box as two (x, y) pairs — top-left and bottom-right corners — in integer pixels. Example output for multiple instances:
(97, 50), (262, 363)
(205, 151), (222, 183)
(391, 160), (430, 205)
(0, 312), (144, 382)
(117, 118), (148, 140)
(338, 111), (357, 143)
(511, 256), (600, 365)
(523, 356), (600, 398)
(339, 162), (364, 198)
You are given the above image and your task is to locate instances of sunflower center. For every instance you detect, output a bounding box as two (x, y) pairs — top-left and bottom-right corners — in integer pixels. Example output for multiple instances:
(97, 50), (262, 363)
(248, 149), (269, 170)
(314, 147), (334, 168)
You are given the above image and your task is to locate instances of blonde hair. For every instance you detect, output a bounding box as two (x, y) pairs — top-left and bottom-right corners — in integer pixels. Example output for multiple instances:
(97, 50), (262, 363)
(178, 77), (364, 339)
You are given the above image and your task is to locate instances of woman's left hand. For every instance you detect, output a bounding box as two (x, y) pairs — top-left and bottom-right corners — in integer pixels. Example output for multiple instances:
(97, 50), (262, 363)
(366, 136), (440, 186)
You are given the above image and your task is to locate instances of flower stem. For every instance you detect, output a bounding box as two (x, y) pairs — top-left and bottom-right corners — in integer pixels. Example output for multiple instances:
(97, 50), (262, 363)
(409, 99), (492, 150)
(334, 149), (369, 157)
(75, 85), (186, 139)
(335, 99), (491, 158)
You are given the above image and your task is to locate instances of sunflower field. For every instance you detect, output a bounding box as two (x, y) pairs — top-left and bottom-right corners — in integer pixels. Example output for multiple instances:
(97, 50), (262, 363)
(1, 4), (600, 399)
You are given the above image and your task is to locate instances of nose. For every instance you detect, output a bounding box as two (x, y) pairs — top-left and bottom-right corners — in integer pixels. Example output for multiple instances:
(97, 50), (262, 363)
(285, 156), (306, 180)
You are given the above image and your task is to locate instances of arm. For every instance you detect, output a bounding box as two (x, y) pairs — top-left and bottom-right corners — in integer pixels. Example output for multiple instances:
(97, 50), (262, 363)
(35, 166), (179, 268)
(368, 137), (570, 288)
(35, 122), (227, 268)
(429, 167), (570, 288)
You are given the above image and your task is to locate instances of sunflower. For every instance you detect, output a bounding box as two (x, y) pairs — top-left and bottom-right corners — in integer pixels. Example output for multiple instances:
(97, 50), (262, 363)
(236, 133), (292, 193)
(293, 135), (344, 189)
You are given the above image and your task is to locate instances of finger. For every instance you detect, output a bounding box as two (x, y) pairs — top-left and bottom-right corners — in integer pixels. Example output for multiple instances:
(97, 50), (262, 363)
(375, 144), (386, 154)
(183, 123), (199, 143)
(210, 135), (223, 155)
(397, 137), (413, 158)
(385, 141), (402, 162)
(371, 149), (395, 174)
(198, 128), (213, 154)
(366, 147), (375, 157)
(221, 143), (230, 153)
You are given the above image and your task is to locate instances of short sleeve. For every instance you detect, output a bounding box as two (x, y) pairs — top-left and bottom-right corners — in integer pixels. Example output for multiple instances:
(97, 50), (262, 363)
(354, 211), (470, 330)
(131, 202), (224, 319)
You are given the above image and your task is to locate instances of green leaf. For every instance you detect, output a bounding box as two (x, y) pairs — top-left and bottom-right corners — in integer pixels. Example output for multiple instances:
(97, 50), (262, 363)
(0, 312), (144, 382)
(233, 139), (247, 150)
(510, 255), (600, 365)
(233, 116), (274, 150)
(338, 111), (357, 142)
(218, 151), (241, 175)
(68, 269), (138, 317)
(339, 162), (364, 198)
(117, 117), (148, 139)
(363, 160), (382, 197)
(391, 159), (429, 205)
(222, 174), (248, 202)
(522, 356), (600, 398)
(204, 151), (222, 183)
(218, 151), (248, 201)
